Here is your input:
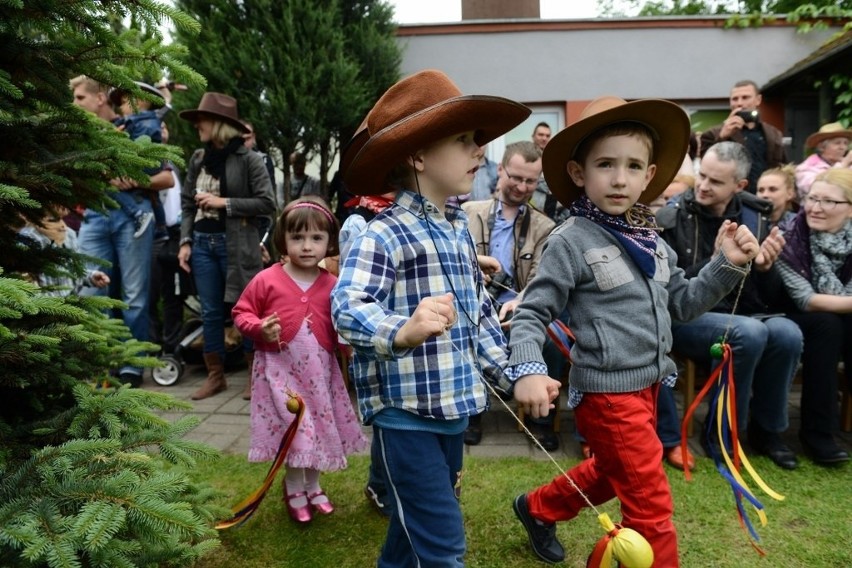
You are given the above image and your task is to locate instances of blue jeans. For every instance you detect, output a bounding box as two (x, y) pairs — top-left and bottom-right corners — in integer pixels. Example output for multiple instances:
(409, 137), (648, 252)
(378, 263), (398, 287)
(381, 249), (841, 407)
(78, 203), (153, 376)
(376, 427), (465, 568)
(191, 231), (228, 358)
(670, 313), (802, 434)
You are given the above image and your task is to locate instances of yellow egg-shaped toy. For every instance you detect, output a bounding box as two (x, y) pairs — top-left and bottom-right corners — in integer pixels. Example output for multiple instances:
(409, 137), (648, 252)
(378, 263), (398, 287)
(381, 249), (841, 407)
(286, 397), (300, 414)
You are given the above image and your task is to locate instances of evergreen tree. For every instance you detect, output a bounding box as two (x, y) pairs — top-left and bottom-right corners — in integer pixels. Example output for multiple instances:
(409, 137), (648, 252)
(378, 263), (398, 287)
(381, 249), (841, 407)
(0, 1), (224, 566)
(173, 0), (401, 192)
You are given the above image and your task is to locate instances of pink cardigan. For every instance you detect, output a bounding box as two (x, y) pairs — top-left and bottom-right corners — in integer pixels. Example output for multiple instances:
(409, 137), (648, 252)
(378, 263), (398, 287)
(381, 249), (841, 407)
(232, 265), (338, 354)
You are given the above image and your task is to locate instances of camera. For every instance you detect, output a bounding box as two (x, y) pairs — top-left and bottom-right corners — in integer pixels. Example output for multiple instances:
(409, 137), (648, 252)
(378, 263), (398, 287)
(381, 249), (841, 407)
(484, 271), (514, 308)
(735, 109), (759, 124)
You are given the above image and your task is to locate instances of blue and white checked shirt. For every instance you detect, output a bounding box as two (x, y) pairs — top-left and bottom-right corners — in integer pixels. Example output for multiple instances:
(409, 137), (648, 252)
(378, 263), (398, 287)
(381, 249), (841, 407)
(332, 190), (514, 424)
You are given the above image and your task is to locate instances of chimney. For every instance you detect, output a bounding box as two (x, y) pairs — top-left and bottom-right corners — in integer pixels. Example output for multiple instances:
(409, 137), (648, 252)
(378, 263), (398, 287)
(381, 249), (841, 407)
(461, 0), (540, 20)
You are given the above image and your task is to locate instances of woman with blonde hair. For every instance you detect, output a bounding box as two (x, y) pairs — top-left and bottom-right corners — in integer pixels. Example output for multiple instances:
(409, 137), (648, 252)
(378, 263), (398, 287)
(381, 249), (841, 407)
(777, 168), (852, 465)
(757, 164), (798, 227)
(177, 92), (274, 400)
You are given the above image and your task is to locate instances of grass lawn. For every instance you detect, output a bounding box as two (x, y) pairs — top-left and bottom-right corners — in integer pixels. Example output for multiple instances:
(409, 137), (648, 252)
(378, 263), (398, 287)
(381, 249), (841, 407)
(189, 453), (850, 567)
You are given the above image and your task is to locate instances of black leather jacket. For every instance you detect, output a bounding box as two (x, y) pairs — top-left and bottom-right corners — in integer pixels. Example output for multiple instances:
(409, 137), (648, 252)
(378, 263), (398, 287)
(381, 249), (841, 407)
(656, 189), (786, 316)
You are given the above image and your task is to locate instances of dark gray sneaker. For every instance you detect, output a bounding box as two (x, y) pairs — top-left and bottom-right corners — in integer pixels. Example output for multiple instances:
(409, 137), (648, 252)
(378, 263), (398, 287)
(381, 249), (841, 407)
(512, 493), (565, 563)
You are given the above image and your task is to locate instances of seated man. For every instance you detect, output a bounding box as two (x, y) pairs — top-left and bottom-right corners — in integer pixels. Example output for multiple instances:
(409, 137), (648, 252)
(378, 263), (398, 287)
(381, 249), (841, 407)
(656, 141), (803, 470)
(463, 141), (559, 449)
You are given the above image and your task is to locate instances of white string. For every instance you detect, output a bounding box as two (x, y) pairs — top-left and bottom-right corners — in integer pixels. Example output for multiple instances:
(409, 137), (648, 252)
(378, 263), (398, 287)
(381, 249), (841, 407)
(432, 301), (602, 516)
(719, 261), (752, 345)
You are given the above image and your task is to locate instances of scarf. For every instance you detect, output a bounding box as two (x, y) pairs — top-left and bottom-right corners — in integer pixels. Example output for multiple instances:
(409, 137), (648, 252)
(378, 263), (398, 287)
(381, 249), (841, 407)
(810, 221), (852, 295)
(201, 137), (245, 181)
(569, 195), (660, 278)
(343, 194), (395, 215)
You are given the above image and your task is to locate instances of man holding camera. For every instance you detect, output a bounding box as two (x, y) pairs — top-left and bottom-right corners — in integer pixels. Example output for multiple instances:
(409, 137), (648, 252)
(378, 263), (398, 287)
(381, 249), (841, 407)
(700, 79), (787, 194)
(462, 141), (559, 449)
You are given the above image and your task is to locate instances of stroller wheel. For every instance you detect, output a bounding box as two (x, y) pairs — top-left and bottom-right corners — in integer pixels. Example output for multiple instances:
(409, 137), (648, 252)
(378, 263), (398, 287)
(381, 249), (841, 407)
(153, 354), (183, 386)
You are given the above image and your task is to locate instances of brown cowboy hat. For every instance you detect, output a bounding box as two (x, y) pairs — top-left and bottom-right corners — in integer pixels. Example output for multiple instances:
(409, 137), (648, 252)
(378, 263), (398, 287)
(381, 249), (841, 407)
(542, 96), (690, 208)
(805, 122), (852, 150)
(108, 81), (165, 109)
(342, 69), (530, 196)
(179, 92), (249, 133)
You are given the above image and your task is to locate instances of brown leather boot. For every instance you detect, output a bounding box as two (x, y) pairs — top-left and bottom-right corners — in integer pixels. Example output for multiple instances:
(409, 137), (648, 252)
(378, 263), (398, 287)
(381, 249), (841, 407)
(241, 351), (254, 400)
(191, 352), (227, 400)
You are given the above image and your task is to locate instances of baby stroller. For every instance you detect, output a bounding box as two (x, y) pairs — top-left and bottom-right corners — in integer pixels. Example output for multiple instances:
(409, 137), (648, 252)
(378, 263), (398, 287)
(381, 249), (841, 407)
(152, 296), (245, 386)
(150, 229), (244, 386)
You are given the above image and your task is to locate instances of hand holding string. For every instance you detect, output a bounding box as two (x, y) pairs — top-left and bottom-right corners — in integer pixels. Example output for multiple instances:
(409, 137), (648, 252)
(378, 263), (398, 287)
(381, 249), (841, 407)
(393, 293), (457, 348)
(718, 221), (759, 266)
(261, 313), (282, 345)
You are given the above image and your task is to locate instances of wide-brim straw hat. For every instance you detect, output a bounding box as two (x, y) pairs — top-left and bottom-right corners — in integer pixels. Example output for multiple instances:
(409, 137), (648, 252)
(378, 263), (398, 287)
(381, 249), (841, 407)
(805, 122), (852, 149)
(342, 69), (530, 196)
(542, 96), (690, 208)
(108, 81), (165, 109)
(179, 92), (249, 133)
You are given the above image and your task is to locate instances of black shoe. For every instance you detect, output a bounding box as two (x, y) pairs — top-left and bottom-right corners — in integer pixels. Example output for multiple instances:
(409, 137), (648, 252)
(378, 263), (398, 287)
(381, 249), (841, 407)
(512, 494), (564, 564)
(748, 427), (798, 470)
(800, 431), (850, 466)
(530, 423), (559, 452)
(463, 425), (482, 446)
(118, 372), (143, 388)
(464, 414), (483, 446)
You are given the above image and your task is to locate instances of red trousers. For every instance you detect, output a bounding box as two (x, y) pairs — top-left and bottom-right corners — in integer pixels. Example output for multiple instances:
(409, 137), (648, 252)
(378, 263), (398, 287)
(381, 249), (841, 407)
(527, 385), (679, 567)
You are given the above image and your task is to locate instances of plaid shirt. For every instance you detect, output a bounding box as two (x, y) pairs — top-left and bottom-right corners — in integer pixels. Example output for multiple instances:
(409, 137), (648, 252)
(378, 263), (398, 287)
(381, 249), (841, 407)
(332, 190), (513, 424)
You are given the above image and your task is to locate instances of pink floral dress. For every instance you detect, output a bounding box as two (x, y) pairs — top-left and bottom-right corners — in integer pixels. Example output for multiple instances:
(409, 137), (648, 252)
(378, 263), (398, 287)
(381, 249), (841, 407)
(248, 321), (367, 470)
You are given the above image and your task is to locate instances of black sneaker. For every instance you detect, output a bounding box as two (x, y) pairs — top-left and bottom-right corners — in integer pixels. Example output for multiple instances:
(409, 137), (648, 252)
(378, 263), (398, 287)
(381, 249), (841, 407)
(512, 494), (564, 563)
(133, 211), (154, 238)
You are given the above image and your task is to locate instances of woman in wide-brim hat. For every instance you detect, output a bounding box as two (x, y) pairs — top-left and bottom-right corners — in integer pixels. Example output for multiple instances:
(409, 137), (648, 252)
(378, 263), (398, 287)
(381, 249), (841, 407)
(177, 92), (274, 400)
(796, 121), (852, 198)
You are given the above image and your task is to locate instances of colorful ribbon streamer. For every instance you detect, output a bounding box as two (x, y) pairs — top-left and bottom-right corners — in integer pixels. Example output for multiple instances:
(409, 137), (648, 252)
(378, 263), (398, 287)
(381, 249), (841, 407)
(680, 343), (784, 555)
(215, 394), (305, 530)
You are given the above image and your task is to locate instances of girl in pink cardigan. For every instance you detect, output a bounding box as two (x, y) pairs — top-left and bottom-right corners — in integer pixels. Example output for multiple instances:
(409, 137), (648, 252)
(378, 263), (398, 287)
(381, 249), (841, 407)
(232, 197), (367, 524)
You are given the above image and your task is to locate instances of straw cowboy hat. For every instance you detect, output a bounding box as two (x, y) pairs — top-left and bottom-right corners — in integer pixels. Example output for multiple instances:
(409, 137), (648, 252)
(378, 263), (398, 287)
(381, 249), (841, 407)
(805, 122), (852, 150)
(179, 92), (249, 133)
(542, 96), (690, 208)
(342, 69), (530, 196)
(108, 81), (165, 108)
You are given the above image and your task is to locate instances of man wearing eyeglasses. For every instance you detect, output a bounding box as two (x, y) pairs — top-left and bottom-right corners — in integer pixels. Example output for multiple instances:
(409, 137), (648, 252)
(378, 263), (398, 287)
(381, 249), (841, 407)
(462, 141), (561, 449)
(656, 141), (804, 471)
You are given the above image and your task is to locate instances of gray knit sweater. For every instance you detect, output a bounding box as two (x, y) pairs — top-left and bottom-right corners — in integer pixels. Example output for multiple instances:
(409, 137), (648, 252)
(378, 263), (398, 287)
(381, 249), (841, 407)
(508, 216), (747, 394)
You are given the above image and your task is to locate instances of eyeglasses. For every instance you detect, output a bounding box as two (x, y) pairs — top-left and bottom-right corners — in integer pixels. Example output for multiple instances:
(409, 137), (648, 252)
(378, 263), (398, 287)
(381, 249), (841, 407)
(804, 195), (851, 210)
(504, 169), (538, 187)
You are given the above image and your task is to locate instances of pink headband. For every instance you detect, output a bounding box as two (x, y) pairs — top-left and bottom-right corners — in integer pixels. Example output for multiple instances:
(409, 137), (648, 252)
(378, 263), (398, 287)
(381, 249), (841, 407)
(289, 201), (336, 226)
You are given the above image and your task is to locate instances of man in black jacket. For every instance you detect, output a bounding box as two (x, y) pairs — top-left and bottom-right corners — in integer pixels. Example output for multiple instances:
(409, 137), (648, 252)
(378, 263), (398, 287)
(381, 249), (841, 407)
(657, 141), (803, 470)
(700, 80), (787, 194)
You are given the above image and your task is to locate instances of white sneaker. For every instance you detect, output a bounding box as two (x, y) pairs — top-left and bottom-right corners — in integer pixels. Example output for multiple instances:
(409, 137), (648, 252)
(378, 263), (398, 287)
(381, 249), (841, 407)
(133, 211), (154, 238)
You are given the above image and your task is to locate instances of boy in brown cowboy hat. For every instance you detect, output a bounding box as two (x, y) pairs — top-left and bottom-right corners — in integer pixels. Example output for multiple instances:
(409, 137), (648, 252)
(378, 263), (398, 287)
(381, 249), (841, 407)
(507, 96), (760, 565)
(331, 69), (560, 566)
